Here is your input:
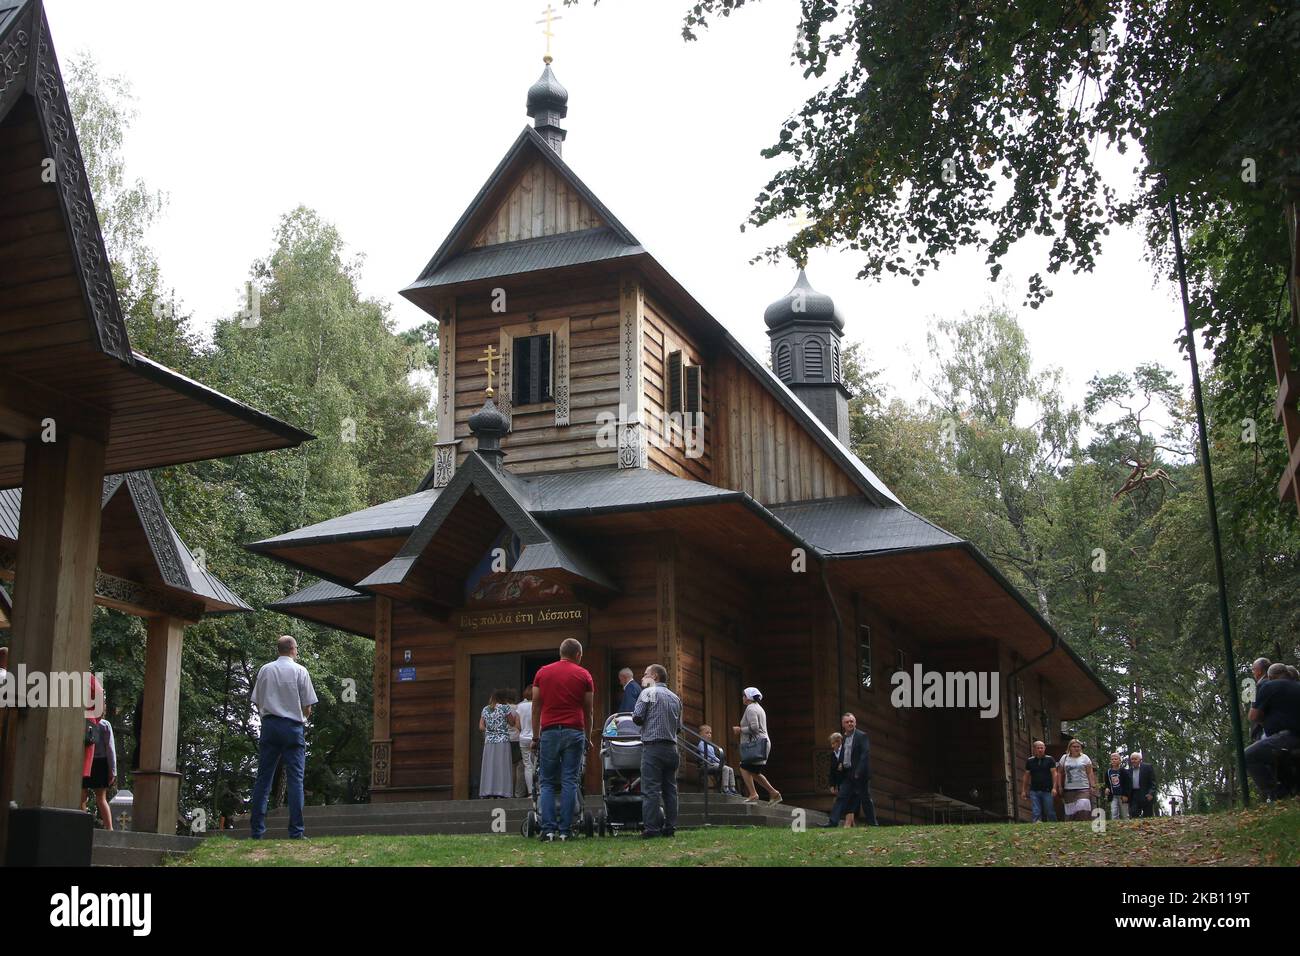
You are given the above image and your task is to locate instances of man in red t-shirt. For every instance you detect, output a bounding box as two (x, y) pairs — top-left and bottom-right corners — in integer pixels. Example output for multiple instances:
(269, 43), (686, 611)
(529, 638), (594, 840)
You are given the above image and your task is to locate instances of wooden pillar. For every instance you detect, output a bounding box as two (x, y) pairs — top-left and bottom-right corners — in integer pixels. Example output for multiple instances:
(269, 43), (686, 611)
(655, 534), (679, 691)
(2, 433), (106, 866)
(133, 616), (184, 834)
(371, 596), (392, 791)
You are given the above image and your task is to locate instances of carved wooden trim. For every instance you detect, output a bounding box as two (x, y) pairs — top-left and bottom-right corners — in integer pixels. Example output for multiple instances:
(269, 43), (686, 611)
(29, 7), (132, 363)
(371, 739), (392, 789)
(124, 472), (189, 589)
(437, 302), (456, 441)
(432, 441), (459, 489)
(94, 570), (203, 621)
(618, 275), (646, 468)
(0, 542), (202, 621)
(0, 5), (32, 122)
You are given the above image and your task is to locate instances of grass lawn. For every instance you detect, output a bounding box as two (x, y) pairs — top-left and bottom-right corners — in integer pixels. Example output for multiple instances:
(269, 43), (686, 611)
(175, 799), (1299, 867)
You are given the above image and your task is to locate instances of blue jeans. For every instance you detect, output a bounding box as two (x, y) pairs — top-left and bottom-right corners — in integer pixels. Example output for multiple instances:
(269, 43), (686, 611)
(1029, 789), (1056, 822)
(641, 741), (679, 835)
(538, 727), (585, 836)
(250, 716), (307, 838)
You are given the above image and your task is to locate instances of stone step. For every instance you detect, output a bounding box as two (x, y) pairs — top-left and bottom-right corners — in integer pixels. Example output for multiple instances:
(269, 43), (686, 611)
(94, 829), (203, 852)
(220, 812), (796, 839)
(224, 798), (826, 838)
(260, 793), (771, 821)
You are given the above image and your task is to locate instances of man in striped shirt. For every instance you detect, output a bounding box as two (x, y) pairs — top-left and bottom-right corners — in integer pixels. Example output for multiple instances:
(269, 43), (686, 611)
(632, 663), (682, 838)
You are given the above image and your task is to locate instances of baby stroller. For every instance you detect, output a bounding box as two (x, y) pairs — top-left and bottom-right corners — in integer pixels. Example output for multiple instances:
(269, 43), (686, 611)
(595, 712), (643, 837)
(521, 742), (596, 838)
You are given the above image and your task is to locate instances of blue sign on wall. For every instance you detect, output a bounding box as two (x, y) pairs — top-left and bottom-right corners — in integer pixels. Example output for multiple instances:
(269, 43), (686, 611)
(398, 667), (417, 682)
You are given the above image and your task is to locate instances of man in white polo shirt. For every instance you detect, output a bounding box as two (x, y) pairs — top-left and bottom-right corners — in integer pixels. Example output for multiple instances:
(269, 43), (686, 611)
(249, 635), (319, 839)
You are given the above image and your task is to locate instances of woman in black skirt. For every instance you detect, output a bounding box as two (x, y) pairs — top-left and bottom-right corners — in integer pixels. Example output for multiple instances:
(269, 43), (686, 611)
(81, 716), (118, 830)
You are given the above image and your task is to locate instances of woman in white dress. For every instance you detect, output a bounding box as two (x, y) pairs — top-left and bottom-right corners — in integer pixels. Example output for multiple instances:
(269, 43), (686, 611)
(1059, 738), (1097, 821)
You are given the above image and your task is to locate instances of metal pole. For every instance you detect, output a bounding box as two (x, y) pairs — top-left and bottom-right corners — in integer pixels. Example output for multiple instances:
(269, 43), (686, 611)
(1167, 196), (1250, 807)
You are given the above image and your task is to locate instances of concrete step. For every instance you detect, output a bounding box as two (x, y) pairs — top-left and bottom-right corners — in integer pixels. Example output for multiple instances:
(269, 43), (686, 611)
(223, 795), (827, 838)
(261, 793), (770, 819)
(90, 831), (202, 867)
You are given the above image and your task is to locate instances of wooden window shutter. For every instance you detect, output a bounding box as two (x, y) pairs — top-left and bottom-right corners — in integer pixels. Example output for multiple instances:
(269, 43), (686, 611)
(685, 364), (702, 416)
(832, 340), (841, 383)
(667, 350), (684, 414)
(776, 343), (792, 382)
(804, 338), (824, 380)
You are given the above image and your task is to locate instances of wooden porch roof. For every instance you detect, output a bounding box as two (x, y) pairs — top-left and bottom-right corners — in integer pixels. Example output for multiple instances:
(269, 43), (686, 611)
(0, 471), (251, 616)
(0, 3), (312, 488)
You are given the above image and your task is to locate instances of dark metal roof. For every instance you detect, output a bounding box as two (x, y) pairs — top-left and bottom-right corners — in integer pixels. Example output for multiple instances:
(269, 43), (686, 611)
(406, 227), (643, 291)
(0, 3), (24, 37)
(251, 467), (737, 551)
(269, 579), (367, 608)
(166, 523), (253, 613)
(768, 497), (960, 556)
(251, 487), (442, 549)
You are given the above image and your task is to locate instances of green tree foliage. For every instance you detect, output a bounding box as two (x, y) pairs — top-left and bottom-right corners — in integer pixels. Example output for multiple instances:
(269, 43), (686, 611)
(679, 0), (1300, 531)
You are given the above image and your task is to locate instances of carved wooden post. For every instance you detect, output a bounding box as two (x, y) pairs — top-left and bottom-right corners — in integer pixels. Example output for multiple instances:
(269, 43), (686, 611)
(133, 616), (185, 834)
(371, 596), (392, 789)
(2, 433), (105, 866)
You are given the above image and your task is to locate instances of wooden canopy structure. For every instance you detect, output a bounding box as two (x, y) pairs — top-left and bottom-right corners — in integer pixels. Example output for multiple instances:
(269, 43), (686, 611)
(0, 1), (311, 865)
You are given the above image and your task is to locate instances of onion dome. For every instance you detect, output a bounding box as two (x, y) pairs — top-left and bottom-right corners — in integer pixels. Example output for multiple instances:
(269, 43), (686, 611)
(763, 269), (845, 332)
(526, 60), (569, 122)
(469, 395), (510, 446)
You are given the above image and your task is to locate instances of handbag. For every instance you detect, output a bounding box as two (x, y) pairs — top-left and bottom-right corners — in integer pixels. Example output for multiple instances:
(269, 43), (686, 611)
(739, 732), (769, 763)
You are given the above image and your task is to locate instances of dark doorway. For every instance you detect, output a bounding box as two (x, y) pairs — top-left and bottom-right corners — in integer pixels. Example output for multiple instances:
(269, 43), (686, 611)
(468, 651), (556, 797)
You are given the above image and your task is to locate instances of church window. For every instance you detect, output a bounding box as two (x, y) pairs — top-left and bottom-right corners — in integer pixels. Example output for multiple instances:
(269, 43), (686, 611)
(832, 340), (841, 383)
(858, 624), (872, 692)
(512, 333), (553, 406)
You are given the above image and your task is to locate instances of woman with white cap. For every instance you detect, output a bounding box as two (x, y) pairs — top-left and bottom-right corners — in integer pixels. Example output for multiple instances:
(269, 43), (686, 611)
(732, 687), (781, 804)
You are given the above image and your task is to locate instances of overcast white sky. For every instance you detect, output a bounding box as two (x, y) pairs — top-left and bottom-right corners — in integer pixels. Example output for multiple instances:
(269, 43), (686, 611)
(46, 0), (1194, 411)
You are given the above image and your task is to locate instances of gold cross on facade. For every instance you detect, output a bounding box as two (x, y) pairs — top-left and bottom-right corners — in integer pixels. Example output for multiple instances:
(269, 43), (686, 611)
(537, 3), (561, 61)
(478, 344), (500, 396)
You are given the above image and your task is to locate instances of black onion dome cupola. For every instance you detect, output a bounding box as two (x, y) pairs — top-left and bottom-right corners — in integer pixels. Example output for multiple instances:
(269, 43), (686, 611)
(526, 58), (568, 155)
(764, 269), (851, 447)
(763, 269), (846, 333)
(469, 393), (511, 469)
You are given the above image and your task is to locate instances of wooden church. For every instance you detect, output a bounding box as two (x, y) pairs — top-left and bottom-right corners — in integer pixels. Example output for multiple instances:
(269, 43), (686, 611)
(252, 57), (1112, 822)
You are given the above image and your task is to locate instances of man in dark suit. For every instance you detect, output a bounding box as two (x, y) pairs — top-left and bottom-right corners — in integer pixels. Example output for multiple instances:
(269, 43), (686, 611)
(617, 667), (641, 714)
(1126, 751), (1156, 818)
(822, 713), (878, 827)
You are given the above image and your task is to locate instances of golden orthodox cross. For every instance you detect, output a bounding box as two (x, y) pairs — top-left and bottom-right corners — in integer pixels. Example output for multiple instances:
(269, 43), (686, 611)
(478, 344), (500, 396)
(537, 3), (562, 61)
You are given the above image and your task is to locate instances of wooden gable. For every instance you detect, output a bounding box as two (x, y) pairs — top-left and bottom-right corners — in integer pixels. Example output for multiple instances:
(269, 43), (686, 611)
(469, 156), (605, 248)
